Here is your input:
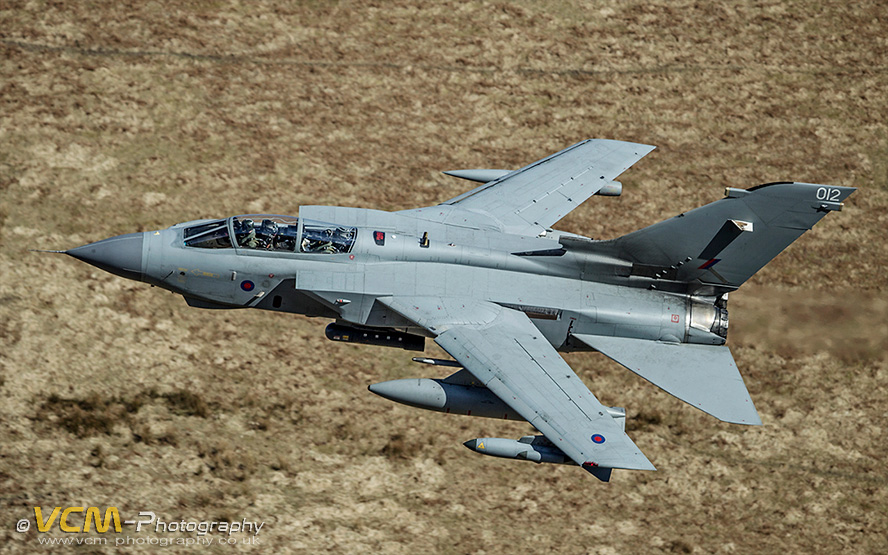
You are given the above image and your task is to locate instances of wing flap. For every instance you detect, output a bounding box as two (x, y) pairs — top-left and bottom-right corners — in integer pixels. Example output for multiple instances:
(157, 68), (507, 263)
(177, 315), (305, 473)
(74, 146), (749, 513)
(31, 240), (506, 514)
(573, 335), (761, 425)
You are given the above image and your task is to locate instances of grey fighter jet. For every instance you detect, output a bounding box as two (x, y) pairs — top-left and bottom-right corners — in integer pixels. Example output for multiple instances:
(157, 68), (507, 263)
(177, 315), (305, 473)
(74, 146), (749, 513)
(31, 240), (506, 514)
(63, 139), (855, 481)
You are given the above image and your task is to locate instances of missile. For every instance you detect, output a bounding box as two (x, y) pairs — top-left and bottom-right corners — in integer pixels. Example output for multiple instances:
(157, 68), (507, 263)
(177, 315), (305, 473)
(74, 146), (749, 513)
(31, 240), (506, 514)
(368, 375), (522, 420)
(463, 436), (574, 465)
(463, 435), (616, 481)
(325, 322), (425, 351)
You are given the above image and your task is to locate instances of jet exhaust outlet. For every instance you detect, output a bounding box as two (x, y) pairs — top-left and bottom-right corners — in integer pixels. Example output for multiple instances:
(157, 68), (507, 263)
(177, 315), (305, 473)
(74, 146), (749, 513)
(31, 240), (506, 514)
(687, 296), (729, 344)
(325, 323), (425, 351)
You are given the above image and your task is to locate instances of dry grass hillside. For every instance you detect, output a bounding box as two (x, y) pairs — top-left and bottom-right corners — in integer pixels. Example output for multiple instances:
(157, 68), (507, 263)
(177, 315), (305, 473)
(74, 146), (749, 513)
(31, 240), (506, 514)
(1, 1), (886, 553)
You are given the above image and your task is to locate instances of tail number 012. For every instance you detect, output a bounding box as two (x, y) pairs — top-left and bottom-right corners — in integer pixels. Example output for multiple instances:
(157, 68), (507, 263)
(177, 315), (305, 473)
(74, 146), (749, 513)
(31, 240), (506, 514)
(816, 187), (841, 202)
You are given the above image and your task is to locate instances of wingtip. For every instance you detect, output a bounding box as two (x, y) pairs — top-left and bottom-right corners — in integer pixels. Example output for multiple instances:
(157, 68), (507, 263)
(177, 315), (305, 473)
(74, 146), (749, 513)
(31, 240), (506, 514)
(628, 457), (658, 472)
(732, 415), (763, 426)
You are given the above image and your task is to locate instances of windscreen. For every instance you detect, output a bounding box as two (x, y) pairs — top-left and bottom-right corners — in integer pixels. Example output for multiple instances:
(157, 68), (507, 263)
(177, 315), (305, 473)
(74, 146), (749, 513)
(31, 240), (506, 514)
(183, 220), (232, 249)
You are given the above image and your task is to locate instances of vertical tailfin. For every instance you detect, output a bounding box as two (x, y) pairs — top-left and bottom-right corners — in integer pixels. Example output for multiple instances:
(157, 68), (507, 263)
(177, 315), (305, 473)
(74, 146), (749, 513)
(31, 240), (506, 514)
(598, 182), (855, 292)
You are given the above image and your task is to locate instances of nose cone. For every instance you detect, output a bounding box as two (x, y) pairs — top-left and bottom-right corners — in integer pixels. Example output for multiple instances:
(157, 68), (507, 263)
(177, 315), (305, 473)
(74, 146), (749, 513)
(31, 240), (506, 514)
(66, 232), (146, 282)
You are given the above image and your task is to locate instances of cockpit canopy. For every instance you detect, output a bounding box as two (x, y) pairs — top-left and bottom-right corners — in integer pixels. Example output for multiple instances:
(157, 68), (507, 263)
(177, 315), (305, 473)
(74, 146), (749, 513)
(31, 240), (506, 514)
(183, 215), (356, 254)
(233, 215), (300, 251)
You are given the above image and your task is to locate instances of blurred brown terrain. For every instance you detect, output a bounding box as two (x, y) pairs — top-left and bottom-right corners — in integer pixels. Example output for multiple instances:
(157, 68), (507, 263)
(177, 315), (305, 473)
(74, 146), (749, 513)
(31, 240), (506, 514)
(1, 1), (887, 553)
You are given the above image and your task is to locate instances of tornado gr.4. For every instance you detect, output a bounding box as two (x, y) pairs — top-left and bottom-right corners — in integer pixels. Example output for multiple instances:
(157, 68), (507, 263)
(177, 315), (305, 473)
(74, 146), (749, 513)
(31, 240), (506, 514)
(62, 139), (855, 481)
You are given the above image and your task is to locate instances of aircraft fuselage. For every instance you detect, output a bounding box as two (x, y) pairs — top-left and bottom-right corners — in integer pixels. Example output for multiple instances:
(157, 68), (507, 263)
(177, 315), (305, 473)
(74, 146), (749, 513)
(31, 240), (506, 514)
(69, 208), (728, 355)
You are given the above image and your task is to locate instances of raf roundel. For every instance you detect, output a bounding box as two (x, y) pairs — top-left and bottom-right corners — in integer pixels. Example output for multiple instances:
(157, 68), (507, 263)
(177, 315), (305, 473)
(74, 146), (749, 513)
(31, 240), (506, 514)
(240, 280), (255, 292)
(591, 434), (606, 444)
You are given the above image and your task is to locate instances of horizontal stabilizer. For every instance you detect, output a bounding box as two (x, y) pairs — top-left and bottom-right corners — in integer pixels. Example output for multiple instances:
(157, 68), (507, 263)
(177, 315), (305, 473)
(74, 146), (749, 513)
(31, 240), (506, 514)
(573, 335), (761, 425)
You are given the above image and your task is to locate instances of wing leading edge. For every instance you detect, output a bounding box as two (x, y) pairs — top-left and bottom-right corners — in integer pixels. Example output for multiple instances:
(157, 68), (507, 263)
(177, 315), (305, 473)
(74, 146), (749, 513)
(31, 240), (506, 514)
(378, 297), (656, 477)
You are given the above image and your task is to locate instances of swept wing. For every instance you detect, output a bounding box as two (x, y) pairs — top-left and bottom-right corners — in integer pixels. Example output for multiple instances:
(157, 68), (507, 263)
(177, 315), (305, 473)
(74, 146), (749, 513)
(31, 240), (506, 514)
(439, 139), (655, 236)
(378, 297), (656, 478)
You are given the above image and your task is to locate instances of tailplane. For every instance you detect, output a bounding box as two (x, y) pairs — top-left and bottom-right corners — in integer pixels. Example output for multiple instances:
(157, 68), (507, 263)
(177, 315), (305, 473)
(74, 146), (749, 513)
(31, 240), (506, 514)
(573, 335), (761, 425)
